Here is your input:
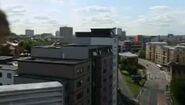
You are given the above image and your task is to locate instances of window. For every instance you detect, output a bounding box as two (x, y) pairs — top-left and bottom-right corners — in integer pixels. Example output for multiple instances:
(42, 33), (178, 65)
(87, 88), (90, 93)
(103, 69), (107, 73)
(77, 67), (85, 74)
(7, 73), (12, 79)
(103, 78), (107, 82)
(87, 77), (90, 82)
(87, 65), (90, 71)
(0, 72), (2, 77)
(103, 87), (106, 92)
(104, 59), (107, 64)
(77, 80), (83, 87)
(76, 92), (84, 100)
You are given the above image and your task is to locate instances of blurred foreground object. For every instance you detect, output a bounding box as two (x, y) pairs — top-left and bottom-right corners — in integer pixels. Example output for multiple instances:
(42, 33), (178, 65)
(0, 10), (10, 43)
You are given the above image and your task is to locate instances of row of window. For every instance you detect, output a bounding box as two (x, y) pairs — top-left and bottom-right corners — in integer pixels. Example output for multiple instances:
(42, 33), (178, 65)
(77, 76), (90, 88)
(76, 65), (90, 74)
(0, 72), (12, 79)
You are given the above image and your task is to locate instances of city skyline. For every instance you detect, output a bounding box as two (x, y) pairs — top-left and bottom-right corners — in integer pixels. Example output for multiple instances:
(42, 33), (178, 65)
(1, 0), (185, 35)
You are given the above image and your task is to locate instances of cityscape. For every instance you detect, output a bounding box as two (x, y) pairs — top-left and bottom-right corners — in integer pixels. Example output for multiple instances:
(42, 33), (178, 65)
(0, 0), (185, 105)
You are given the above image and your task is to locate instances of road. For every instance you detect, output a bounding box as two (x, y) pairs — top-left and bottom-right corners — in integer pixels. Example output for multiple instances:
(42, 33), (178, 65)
(138, 59), (169, 105)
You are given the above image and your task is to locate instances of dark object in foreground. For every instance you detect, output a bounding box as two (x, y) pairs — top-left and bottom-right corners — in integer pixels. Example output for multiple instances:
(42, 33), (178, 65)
(0, 10), (10, 43)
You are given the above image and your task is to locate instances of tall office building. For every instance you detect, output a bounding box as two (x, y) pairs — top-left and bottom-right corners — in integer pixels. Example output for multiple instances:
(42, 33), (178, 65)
(60, 27), (73, 43)
(25, 29), (34, 37)
(75, 28), (120, 105)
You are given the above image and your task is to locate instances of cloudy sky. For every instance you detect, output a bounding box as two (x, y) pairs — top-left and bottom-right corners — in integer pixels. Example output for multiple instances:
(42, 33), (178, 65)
(1, 0), (185, 35)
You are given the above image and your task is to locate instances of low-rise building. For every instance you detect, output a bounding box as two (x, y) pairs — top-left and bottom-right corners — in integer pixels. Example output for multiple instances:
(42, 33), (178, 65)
(16, 57), (91, 105)
(0, 64), (17, 85)
(119, 52), (138, 65)
(0, 82), (64, 105)
(145, 42), (167, 63)
(146, 42), (185, 65)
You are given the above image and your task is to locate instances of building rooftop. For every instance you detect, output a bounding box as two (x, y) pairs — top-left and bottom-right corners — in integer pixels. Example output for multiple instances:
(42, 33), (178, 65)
(0, 82), (62, 93)
(19, 58), (89, 65)
(0, 64), (17, 71)
(163, 46), (176, 50)
(0, 56), (13, 61)
(34, 44), (111, 50)
(147, 42), (167, 45)
(119, 52), (138, 58)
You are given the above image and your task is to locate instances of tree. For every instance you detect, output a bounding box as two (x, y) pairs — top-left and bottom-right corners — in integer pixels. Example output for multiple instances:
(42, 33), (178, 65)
(138, 49), (145, 59)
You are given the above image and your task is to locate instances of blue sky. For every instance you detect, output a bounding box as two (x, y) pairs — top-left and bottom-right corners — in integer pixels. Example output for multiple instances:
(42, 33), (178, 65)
(1, 0), (185, 35)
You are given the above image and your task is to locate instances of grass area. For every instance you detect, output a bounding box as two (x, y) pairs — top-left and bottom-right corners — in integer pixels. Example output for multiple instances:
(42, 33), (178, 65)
(121, 71), (145, 97)
(170, 79), (185, 105)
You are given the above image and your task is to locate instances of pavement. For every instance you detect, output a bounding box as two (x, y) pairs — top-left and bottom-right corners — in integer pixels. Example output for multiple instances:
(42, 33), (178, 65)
(138, 59), (170, 105)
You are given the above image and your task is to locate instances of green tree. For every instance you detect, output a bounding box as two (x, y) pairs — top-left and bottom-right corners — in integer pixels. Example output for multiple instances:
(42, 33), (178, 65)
(138, 49), (145, 59)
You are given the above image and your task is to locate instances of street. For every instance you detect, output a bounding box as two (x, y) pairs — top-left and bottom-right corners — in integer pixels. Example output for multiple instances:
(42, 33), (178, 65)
(138, 59), (169, 105)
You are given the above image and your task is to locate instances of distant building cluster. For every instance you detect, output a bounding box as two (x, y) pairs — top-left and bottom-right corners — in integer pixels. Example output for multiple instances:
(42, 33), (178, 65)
(145, 42), (185, 80)
(0, 28), (123, 105)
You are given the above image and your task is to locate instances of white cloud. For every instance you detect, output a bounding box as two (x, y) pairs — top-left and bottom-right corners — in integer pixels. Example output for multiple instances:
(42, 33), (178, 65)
(118, 5), (185, 35)
(77, 5), (114, 14)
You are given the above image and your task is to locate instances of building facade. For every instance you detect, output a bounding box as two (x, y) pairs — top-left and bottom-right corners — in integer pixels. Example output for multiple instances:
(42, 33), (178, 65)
(145, 42), (167, 63)
(0, 64), (17, 85)
(60, 27), (73, 43)
(146, 42), (185, 65)
(75, 28), (119, 105)
(30, 45), (113, 105)
(17, 57), (91, 105)
(0, 82), (64, 105)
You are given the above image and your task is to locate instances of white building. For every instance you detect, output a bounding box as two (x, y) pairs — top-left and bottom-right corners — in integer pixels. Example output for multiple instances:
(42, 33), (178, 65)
(0, 65), (17, 85)
(25, 29), (34, 36)
(0, 82), (64, 105)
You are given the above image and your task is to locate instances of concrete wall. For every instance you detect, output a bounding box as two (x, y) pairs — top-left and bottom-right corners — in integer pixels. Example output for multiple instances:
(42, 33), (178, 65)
(0, 82), (64, 105)
(0, 70), (16, 85)
(63, 47), (89, 59)
(32, 47), (63, 59)
(18, 61), (90, 79)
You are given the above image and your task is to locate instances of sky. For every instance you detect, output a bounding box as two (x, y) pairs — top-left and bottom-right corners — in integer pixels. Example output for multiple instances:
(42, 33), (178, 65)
(1, 0), (185, 35)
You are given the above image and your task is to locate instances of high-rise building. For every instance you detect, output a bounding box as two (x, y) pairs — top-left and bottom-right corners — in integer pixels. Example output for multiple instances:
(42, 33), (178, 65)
(0, 82), (64, 105)
(55, 30), (60, 36)
(60, 27), (73, 43)
(25, 29), (34, 37)
(75, 28), (119, 105)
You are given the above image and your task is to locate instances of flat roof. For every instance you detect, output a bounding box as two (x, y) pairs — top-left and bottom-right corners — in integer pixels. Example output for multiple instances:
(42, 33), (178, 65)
(0, 56), (13, 60)
(147, 42), (167, 45)
(19, 58), (89, 65)
(119, 52), (138, 58)
(163, 46), (176, 50)
(0, 82), (62, 93)
(34, 44), (111, 50)
(0, 64), (17, 71)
